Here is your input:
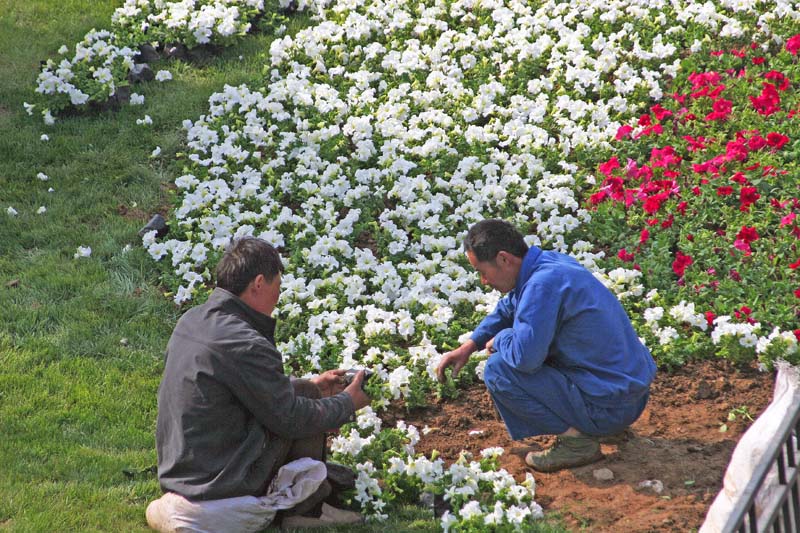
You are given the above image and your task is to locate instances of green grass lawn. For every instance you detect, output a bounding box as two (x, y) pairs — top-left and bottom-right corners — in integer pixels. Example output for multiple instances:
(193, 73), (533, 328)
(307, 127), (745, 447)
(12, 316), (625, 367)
(0, 1), (567, 531)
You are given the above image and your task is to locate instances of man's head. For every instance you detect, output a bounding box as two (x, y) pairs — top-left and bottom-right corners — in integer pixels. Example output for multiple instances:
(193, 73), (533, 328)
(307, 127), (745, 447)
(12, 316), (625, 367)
(216, 237), (284, 316)
(463, 219), (529, 293)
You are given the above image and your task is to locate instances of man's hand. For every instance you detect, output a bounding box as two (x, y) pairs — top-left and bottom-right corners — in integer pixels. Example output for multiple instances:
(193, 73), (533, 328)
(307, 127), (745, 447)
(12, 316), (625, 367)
(436, 339), (478, 383)
(344, 370), (371, 410)
(485, 336), (496, 354)
(311, 369), (347, 397)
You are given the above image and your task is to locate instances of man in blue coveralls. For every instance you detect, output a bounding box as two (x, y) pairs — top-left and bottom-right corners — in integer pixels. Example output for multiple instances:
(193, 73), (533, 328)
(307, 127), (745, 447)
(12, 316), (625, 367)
(437, 219), (657, 472)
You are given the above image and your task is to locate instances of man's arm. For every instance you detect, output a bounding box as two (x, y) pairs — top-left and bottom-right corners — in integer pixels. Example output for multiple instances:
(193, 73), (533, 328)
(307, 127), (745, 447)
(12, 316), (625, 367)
(491, 281), (559, 373)
(436, 292), (516, 381)
(228, 342), (358, 439)
(470, 293), (515, 349)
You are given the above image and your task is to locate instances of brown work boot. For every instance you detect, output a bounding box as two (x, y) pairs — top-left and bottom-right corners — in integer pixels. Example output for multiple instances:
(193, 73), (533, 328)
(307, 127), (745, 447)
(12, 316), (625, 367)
(599, 427), (633, 445)
(525, 434), (603, 473)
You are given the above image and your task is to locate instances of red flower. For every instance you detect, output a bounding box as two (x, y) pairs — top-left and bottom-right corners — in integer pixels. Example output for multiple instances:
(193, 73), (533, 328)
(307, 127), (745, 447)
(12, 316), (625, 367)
(739, 186), (760, 211)
(725, 139), (749, 161)
(717, 186), (734, 196)
(672, 251), (693, 277)
(706, 98), (733, 121)
(676, 201), (688, 215)
(639, 228), (650, 244)
(752, 57), (765, 65)
(651, 104), (673, 121)
(683, 135), (711, 152)
(794, 330), (800, 342)
(766, 132), (790, 149)
(705, 311), (716, 327)
(782, 213), (798, 227)
(734, 240), (752, 255)
(599, 157), (620, 177)
(748, 134), (767, 151)
(617, 248), (635, 262)
(764, 70), (790, 91)
(643, 192), (670, 214)
(794, 288), (800, 299)
(731, 172), (749, 184)
(636, 123), (663, 138)
(661, 215), (675, 228)
(750, 83), (781, 116)
(786, 34), (800, 55)
(616, 124), (634, 140)
(736, 226), (760, 243)
(689, 71), (722, 90)
(789, 258), (800, 269)
(650, 146), (681, 168)
(589, 190), (608, 205)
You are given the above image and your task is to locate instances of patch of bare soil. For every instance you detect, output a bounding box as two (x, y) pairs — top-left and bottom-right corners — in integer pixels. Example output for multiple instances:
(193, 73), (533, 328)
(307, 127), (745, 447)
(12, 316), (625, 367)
(390, 359), (774, 532)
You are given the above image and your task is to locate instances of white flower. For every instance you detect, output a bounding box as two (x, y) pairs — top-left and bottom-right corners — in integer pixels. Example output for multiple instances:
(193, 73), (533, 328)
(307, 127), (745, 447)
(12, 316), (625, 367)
(440, 511), (457, 533)
(151, 146), (162, 157)
(130, 93), (145, 105)
(7, 206), (18, 216)
(657, 326), (679, 346)
(484, 501), (505, 525)
(37, 172), (49, 181)
(174, 285), (193, 304)
(74, 246), (92, 258)
(643, 307), (664, 324)
(505, 504), (532, 524)
(36, 206), (47, 214)
(23, 102), (35, 115)
(480, 447), (504, 459)
(136, 115), (153, 126)
(40, 134), (49, 141)
(459, 500), (483, 520)
(43, 109), (55, 125)
(155, 70), (173, 82)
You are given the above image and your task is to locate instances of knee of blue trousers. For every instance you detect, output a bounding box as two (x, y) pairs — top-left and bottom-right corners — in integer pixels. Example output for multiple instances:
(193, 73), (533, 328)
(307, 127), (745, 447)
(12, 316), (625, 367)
(483, 355), (509, 396)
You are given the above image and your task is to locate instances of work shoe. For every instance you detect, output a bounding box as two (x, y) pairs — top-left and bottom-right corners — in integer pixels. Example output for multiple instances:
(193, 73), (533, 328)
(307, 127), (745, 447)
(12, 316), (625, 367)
(281, 503), (364, 530)
(525, 434), (603, 473)
(599, 427), (633, 445)
(325, 462), (356, 492)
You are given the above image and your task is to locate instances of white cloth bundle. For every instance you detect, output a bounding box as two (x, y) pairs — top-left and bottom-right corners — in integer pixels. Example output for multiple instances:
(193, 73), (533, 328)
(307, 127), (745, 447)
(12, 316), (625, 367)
(146, 457), (327, 533)
(700, 361), (800, 532)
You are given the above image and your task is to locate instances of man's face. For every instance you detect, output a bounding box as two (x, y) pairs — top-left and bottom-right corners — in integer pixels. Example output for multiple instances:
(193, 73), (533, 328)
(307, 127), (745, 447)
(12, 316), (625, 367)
(262, 272), (281, 314)
(467, 250), (517, 293)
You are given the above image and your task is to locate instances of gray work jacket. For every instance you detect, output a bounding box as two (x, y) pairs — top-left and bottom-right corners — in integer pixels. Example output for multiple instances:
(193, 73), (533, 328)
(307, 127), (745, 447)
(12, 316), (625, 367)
(155, 288), (355, 500)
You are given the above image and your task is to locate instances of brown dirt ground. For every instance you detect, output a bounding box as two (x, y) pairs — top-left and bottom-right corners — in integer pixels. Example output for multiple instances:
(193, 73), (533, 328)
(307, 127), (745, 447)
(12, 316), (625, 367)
(386, 359), (775, 532)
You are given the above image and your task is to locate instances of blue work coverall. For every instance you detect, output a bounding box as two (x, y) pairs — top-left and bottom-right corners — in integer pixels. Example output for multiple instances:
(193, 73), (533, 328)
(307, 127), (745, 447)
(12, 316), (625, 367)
(471, 247), (657, 440)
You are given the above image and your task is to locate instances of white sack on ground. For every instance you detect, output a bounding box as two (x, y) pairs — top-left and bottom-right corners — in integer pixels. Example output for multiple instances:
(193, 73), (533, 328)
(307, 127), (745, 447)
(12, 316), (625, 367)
(145, 457), (327, 533)
(700, 361), (800, 533)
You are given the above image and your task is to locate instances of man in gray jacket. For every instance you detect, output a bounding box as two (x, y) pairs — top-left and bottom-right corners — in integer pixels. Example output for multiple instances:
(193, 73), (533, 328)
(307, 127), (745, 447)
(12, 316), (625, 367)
(154, 237), (370, 526)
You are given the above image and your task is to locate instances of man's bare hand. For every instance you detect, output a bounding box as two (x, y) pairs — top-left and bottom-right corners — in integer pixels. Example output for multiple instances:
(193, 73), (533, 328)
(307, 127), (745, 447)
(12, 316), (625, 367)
(436, 339), (478, 383)
(485, 336), (496, 354)
(344, 370), (371, 410)
(311, 369), (347, 397)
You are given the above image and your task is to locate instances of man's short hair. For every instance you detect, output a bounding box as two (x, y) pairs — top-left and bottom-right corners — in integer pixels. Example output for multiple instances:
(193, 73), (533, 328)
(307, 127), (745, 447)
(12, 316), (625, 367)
(216, 237), (284, 296)
(464, 219), (529, 262)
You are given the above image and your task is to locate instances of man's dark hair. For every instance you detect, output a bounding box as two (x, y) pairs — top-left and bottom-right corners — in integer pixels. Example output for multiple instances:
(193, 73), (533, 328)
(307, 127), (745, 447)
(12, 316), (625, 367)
(464, 219), (529, 262)
(216, 237), (284, 296)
